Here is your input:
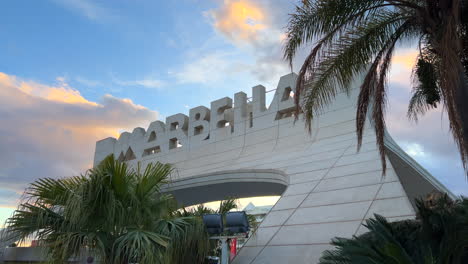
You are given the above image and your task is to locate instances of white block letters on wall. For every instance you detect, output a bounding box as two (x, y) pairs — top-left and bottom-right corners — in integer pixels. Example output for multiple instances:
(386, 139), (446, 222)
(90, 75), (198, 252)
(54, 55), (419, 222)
(94, 73), (298, 164)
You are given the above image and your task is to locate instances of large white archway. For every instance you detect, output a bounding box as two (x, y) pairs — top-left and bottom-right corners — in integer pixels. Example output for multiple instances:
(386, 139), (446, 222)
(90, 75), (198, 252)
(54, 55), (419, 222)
(93, 73), (453, 264)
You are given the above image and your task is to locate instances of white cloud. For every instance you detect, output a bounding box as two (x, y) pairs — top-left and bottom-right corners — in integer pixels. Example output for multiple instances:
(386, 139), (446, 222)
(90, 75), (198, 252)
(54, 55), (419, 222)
(51, 0), (113, 21)
(403, 143), (427, 158)
(111, 74), (165, 89)
(74, 76), (102, 87)
(171, 52), (245, 84)
(385, 79), (468, 196)
(0, 72), (158, 206)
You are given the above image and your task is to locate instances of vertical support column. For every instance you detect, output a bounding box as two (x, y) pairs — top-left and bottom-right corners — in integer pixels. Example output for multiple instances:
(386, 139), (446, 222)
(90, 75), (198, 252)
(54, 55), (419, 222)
(220, 238), (229, 264)
(252, 85), (267, 119)
(233, 92), (247, 136)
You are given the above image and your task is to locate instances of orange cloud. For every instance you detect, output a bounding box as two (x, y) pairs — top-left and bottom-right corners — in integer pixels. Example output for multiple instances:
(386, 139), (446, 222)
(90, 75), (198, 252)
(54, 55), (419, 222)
(45, 87), (97, 105)
(204, 0), (289, 85)
(0, 72), (97, 106)
(210, 0), (266, 42)
(389, 49), (419, 87)
(392, 49), (418, 70)
(0, 72), (158, 206)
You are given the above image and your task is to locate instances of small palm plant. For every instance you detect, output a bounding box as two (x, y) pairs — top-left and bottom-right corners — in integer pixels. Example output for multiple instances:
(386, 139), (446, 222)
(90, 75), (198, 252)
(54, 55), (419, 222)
(319, 193), (468, 264)
(2, 156), (210, 264)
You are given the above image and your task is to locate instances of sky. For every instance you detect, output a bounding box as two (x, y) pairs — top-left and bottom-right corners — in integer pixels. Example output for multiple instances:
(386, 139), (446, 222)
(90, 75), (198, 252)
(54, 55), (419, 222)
(0, 0), (467, 224)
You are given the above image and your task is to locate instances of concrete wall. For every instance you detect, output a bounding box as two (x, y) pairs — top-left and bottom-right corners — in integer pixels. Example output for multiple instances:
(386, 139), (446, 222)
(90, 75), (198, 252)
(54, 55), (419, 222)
(2, 247), (47, 263)
(2, 247), (88, 263)
(93, 73), (451, 264)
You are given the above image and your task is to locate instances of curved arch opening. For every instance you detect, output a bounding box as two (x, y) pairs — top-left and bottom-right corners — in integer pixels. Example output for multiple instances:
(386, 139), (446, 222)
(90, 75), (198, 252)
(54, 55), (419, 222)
(162, 169), (288, 207)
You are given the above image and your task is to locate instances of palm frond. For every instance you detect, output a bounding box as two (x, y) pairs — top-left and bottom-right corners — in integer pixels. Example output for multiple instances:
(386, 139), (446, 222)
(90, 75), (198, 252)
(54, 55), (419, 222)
(320, 215), (420, 264)
(301, 11), (409, 128)
(407, 56), (441, 120)
(157, 217), (210, 264)
(135, 161), (172, 199)
(291, 6), (414, 174)
(113, 229), (168, 264)
(284, 0), (398, 65)
(217, 198), (238, 214)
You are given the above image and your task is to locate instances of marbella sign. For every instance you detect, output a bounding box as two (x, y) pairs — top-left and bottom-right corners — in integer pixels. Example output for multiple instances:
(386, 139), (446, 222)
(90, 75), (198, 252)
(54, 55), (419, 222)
(90, 73), (453, 264)
(95, 73), (299, 162)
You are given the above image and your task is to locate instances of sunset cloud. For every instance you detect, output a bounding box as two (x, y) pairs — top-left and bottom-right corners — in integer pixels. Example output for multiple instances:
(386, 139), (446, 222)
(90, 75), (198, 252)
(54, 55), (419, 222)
(210, 0), (266, 43)
(392, 49), (418, 70)
(206, 0), (290, 85)
(0, 72), (158, 206)
(389, 48), (419, 87)
(0, 73), (97, 106)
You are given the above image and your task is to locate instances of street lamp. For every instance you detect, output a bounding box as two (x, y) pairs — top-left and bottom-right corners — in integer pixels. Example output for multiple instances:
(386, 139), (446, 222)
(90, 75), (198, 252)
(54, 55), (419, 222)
(202, 211), (250, 264)
(226, 211), (250, 234)
(202, 214), (224, 235)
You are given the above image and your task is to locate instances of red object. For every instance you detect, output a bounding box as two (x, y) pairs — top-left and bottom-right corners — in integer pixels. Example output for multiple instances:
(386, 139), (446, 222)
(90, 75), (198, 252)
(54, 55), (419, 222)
(31, 240), (38, 247)
(230, 238), (237, 260)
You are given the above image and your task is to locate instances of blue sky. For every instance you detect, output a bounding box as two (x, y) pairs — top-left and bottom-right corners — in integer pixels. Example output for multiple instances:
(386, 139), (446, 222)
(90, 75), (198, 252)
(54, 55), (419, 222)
(0, 0), (467, 223)
(1, 0), (282, 117)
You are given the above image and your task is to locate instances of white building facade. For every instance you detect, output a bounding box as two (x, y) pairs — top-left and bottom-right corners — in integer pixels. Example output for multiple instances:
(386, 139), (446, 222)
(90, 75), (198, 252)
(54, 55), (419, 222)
(94, 73), (453, 264)
(243, 202), (273, 223)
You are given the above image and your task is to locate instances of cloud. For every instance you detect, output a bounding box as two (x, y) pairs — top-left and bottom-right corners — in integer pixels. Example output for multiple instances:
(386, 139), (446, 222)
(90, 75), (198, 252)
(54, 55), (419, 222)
(111, 74), (165, 90)
(392, 49), (418, 70)
(0, 73), (97, 106)
(210, 0), (267, 43)
(0, 72), (158, 207)
(385, 78), (468, 196)
(74, 76), (102, 87)
(51, 0), (113, 21)
(206, 0), (291, 85)
(389, 48), (419, 87)
(172, 51), (246, 84)
(169, 0), (292, 87)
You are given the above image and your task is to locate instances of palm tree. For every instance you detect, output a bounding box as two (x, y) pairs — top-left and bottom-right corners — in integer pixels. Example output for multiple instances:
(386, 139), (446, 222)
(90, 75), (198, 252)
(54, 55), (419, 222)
(318, 193), (468, 263)
(177, 198), (259, 259)
(284, 0), (468, 174)
(2, 156), (210, 264)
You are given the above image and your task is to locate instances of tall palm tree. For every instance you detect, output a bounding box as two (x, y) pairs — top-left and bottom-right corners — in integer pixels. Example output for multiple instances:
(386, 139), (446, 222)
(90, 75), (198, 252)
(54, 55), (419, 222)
(2, 156), (210, 264)
(284, 0), (468, 174)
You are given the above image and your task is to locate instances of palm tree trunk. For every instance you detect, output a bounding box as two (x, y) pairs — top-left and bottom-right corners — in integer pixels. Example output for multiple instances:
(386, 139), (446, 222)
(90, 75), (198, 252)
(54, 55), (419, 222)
(439, 0), (468, 171)
(454, 72), (468, 170)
